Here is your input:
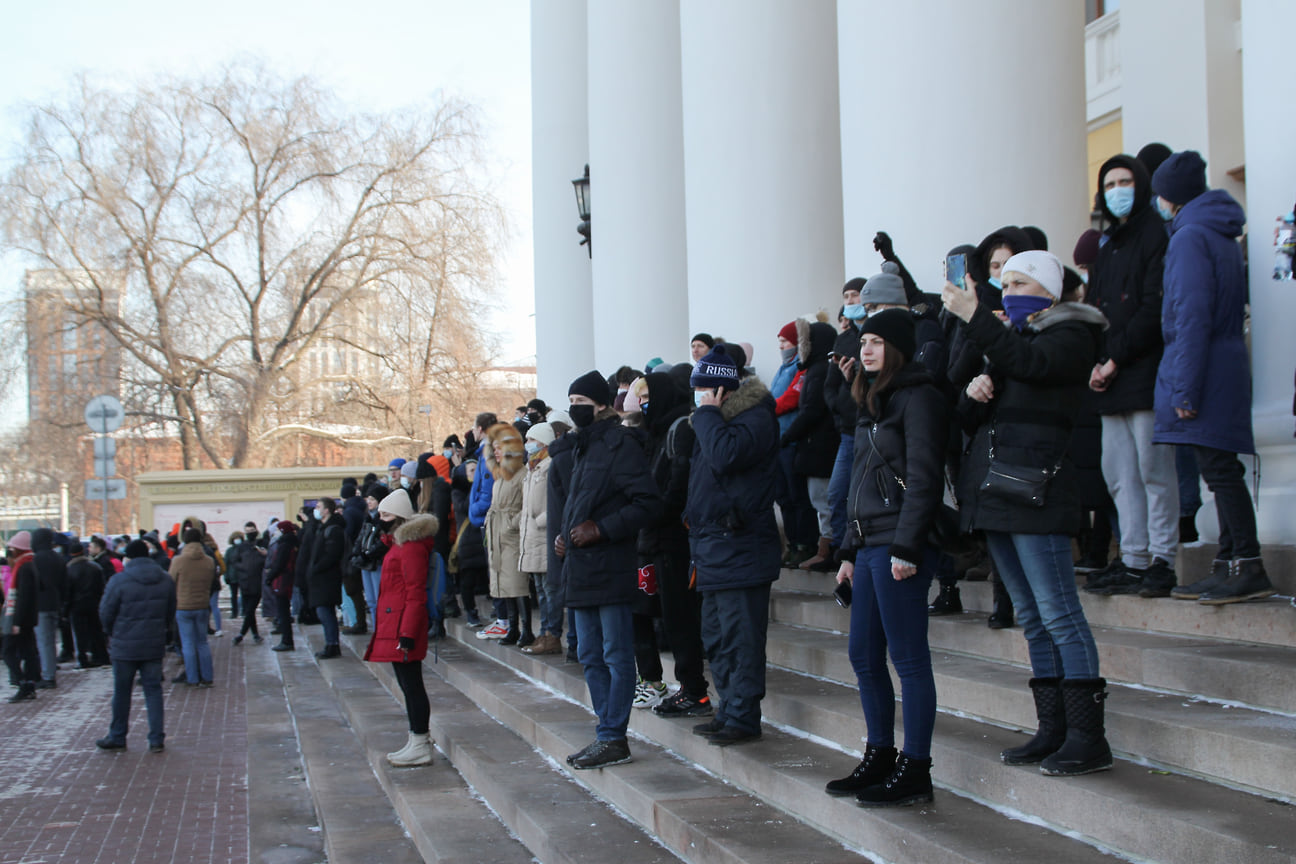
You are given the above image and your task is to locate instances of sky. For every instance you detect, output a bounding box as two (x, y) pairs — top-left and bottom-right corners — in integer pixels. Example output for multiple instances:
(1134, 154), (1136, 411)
(0, 0), (536, 425)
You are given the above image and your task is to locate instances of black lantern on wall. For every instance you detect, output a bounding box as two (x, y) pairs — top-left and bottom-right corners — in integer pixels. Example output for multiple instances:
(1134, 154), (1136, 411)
(572, 164), (590, 258)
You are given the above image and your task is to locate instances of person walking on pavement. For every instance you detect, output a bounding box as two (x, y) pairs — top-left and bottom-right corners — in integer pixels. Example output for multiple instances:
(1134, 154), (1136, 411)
(30, 528), (68, 689)
(97, 540), (177, 752)
(170, 529), (216, 687)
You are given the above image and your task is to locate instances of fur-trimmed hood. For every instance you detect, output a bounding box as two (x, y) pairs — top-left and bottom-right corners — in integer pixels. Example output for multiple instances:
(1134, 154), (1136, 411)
(1029, 301), (1109, 332)
(485, 422), (527, 481)
(719, 376), (773, 422)
(394, 512), (438, 545)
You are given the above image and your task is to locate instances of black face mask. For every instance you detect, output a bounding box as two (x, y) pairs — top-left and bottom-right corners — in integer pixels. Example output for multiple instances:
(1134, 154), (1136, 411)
(568, 404), (596, 428)
(245, 530), (258, 541)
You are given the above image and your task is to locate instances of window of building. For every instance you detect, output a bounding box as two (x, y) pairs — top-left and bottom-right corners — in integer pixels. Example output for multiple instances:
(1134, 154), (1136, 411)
(1086, 0), (1119, 24)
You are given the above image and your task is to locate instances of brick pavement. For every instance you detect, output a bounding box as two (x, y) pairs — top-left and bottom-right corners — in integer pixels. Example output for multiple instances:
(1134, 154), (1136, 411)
(1, 629), (251, 864)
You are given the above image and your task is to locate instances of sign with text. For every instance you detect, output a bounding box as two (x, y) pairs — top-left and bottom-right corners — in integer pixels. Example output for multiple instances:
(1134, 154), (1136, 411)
(85, 478), (127, 501)
(0, 493), (61, 521)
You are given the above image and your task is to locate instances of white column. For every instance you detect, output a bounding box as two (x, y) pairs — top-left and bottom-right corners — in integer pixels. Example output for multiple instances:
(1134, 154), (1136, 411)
(678, 0), (844, 382)
(531, 0), (594, 401)
(1120, 0), (1245, 204)
(1241, 0), (1296, 543)
(587, 1), (690, 374)
(837, 2), (1088, 294)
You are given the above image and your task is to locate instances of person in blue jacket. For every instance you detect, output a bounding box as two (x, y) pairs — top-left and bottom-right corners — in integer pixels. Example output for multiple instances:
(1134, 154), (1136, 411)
(686, 344), (782, 746)
(1151, 150), (1275, 605)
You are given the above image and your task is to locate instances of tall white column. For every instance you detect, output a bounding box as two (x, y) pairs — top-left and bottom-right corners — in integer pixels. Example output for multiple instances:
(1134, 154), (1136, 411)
(837, 2), (1088, 294)
(531, 0), (594, 401)
(679, 0), (845, 382)
(1241, 0), (1296, 543)
(587, 1), (690, 375)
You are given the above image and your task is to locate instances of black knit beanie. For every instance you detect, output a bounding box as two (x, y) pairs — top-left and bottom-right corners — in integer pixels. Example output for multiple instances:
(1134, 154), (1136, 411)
(568, 370), (612, 406)
(1152, 150), (1208, 205)
(859, 308), (916, 362)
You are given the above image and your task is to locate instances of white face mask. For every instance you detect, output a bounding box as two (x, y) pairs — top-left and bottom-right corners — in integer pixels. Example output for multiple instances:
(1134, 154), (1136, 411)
(400, 476), (411, 489)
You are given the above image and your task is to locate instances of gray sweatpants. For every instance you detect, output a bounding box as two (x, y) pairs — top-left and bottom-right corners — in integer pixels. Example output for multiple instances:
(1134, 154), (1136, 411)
(1100, 410), (1179, 569)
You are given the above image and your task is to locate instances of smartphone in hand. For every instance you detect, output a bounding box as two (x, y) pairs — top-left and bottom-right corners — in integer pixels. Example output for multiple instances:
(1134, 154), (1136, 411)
(833, 580), (852, 608)
(945, 252), (968, 290)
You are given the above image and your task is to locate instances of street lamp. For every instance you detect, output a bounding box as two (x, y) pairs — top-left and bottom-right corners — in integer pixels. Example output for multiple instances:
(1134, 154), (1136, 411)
(572, 164), (591, 258)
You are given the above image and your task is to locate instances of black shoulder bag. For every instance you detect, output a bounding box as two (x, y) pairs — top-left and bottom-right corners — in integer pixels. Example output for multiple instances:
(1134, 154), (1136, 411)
(978, 425), (1064, 508)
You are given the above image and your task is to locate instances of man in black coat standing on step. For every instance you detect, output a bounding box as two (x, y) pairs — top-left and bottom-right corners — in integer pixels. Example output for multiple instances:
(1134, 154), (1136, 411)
(686, 345), (782, 746)
(557, 371), (663, 770)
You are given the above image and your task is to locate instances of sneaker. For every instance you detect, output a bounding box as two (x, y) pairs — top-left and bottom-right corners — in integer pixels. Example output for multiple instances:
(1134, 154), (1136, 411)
(565, 645), (579, 664)
(232, 635), (244, 645)
(1073, 556), (1108, 574)
(271, 642), (294, 652)
(569, 738), (632, 770)
(707, 726), (762, 746)
(692, 717), (727, 737)
(95, 737), (127, 751)
(464, 612), (484, 628)
(1083, 561), (1143, 595)
(212, 630), (224, 638)
(1137, 557), (1178, 598)
(148, 742), (165, 753)
(633, 679), (668, 709)
(197, 680), (214, 689)
(252, 635), (264, 646)
(475, 621), (510, 640)
(653, 691), (714, 718)
(34, 679), (56, 690)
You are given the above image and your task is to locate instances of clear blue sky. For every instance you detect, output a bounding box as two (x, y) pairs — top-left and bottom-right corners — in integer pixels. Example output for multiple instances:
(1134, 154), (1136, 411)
(0, 0), (535, 425)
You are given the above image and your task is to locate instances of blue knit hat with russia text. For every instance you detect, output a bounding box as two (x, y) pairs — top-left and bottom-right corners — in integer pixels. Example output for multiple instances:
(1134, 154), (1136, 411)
(690, 344), (741, 391)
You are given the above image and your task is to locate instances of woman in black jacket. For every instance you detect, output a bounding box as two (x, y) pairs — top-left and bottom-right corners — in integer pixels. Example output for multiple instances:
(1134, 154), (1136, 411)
(826, 310), (947, 808)
(943, 250), (1112, 778)
(309, 497), (347, 659)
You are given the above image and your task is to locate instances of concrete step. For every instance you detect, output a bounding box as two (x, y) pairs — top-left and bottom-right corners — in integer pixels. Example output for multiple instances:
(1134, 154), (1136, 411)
(771, 588), (1296, 714)
(765, 619), (1296, 800)
(443, 619), (1122, 864)
(301, 629), (663, 864)
(273, 640), (427, 864)
(774, 567), (1296, 650)
(755, 660), (1296, 864)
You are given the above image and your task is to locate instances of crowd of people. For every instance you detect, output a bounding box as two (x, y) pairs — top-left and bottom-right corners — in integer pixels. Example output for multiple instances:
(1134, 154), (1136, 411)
(0, 147), (1277, 803)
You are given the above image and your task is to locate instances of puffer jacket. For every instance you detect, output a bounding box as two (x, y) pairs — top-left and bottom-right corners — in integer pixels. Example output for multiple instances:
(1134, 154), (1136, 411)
(955, 301), (1108, 536)
(66, 556), (106, 614)
(842, 364), (949, 563)
(685, 376), (782, 591)
(307, 512), (347, 607)
(363, 514), (434, 663)
(99, 557), (177, 662)
(559, 410), (663, 608)
(263, 531), (298, 597)
(30, 528), (67, 614)
(518, 455), (551, 574)
(485, 430), (529, 598)
(169, 542), (216, 611)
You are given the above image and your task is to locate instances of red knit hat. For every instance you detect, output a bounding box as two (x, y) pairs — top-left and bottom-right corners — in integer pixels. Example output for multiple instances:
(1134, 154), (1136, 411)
(777, 321), (798, 344)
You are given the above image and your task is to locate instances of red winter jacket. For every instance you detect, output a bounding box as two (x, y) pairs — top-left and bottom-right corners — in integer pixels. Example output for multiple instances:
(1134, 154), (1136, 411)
(363, 514), (435, 664)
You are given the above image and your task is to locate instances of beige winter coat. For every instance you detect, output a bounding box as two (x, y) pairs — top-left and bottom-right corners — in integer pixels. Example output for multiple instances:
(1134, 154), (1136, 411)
(518, 455), (550, 573)
(484, 426), (529, 598)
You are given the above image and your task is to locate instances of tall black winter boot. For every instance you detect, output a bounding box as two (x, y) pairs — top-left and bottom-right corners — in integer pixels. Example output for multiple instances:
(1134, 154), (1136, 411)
(500, 601), (521, 646)
(1001, 677), (1065, 764)
(1040, 678), (1113, 776)
(517, 599), (535, 649)
(855, 753), (934, 807)
(988, 577), (1015, 629)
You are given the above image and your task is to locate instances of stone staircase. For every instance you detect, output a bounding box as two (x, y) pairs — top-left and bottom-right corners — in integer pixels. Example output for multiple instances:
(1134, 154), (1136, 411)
(296, 562), (1296, 864)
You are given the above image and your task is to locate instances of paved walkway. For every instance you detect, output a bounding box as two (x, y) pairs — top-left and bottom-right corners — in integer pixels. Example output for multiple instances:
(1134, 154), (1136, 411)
(1, 627), (252, 864)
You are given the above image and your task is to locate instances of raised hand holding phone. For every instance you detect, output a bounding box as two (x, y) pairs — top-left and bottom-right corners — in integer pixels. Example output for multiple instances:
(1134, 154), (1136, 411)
(941, 252), (978, 322)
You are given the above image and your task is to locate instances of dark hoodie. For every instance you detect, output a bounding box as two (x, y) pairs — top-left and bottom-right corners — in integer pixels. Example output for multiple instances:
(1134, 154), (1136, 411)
(30, 528), (68, 614)
(781, 320), (840, 477)
(638, 372), (694, 557)
(1088, 153), (1168, 415)
(948, 229), (1034, 393)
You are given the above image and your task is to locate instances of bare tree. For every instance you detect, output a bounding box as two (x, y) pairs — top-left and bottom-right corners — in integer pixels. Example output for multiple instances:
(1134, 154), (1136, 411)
(2, 64), (504, 468)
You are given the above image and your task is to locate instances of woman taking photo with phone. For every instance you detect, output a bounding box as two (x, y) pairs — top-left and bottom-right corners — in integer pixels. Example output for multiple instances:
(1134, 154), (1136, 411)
(826, 306), (948, 807)
(941, 250), (1113, 777)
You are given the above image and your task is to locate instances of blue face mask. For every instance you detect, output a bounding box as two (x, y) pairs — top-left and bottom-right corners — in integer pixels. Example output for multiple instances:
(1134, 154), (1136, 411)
(640, 401), (649, 415)
(988, 276), (1003, 291)
(842, 303), (866, 320)
(1001, 295), (1054, 330)
(1155, 197), (1175, 221)
(1105, 186), (1135, 218)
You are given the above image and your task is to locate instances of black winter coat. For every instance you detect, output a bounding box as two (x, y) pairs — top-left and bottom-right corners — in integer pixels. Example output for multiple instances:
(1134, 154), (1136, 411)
(416, 475), (453, 560)
(232, 542), (265, 596)
(295, 518), (318, 604)
(99, 557), (177, 662)
(955, 302), (1107, 536)
(451, 463), (488, 572)
(637, 372), (693, 558)
(263, 532), (297, 597)
(824, 325), (861, 435)
(781, 320), (840, 477)
(1088, 154), (1167, 415)
(307, 513), (347, 607)
(560, 411), (663, 608)
(30, 528), (67, 614)
(66, 557), (106, 614)
(545, 435), (575, 589)
(685, 377), (782, 591)
(843, 364), (949, 564)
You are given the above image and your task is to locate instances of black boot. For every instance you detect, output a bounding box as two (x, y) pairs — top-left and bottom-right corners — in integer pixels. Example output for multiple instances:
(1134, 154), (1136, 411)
(1178, 513), (1199, 544)
(314, 644), (341, 660)
(988, 578), (1014, 629)
(1040, 678), (1113, 776)
(1170, 558), (1230, 600)
(825, 744), (897, 796)
(499, 605), (520, 646)
(1001, 677), (1065, 765)
(7, 683), (36, 703)
(856, 753), (934, 807)
(516, 601), (535, 648)
(1198, 557), (1277, 605)
(928, 582), (962, 616)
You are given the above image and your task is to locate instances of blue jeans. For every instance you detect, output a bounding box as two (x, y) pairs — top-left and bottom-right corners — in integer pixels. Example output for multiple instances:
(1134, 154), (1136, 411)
(849, 546), (937, 759)
(35, 610), (58, 681)
(362, 569), (382, 625)
(700, 583), (771, 735)
(984, 532), (1100, 679)
(827, 433), (855, 547)
(175, 609), (214, 684)
(572, 602), (635, 741)
(316, 605), (339, 646)
(535, 571), (564, 637)
(209, 592), (223, 631)
(341, 593), (357, 628)
(108, 658), (164, 746)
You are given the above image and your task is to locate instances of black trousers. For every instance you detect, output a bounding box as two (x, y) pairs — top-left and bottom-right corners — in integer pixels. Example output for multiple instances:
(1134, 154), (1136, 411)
(273, 592), (294, 646)
(229, 584), (240, 618)
(240, 595), (262, 638)
(1194, 446), (1260, 559)
(4, 629), (40, 684)
(633, 612), (663, 682)
(70, 609), (109, 664)
(655, 547), (708, 699)
(392, 661), (430, 734)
